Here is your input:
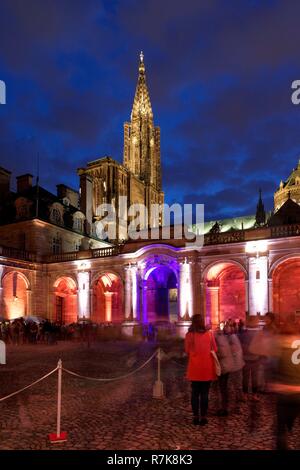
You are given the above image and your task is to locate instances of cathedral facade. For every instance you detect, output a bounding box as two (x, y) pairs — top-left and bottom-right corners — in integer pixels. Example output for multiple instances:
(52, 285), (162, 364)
(78, 52), (164, 242)
(1, 55), (300, 333)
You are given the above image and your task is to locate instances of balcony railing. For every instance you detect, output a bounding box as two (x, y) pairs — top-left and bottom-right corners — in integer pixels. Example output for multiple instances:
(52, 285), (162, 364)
(204, 230), (245, 245)
(270, 224), (300, 238)
(45, 246), (120, 263)
(3, 223), (300, 264)
(0, 246), (37, 262)
(92, 246), (119, 258)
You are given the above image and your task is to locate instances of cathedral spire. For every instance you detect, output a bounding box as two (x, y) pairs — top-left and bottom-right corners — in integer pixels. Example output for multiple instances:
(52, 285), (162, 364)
(131, 51), (153, 120)
(255, 188), (266, 226)
(123, 52), (163, 210)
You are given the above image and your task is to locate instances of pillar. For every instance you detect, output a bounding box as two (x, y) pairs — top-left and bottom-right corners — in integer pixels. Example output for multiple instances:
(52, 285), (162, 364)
(245, 279), (249, 315)
(0, 286), (3, 316)
(104, 292), (113, 322)
(206, 285), (219, 326)
(131, 264), (138, 320)
(248, 255), (269, 316)
(179, 259), (193, 319)
(26, 289), (32, 316)
(77, 271), (90, 320)
(268, 278), (273, 313)
(124, 265), (132, 320)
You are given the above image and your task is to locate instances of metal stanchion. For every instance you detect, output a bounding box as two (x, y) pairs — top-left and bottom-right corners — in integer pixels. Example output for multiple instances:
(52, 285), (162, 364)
(152, 348), (164, 399)
(49, 359), (67, 443)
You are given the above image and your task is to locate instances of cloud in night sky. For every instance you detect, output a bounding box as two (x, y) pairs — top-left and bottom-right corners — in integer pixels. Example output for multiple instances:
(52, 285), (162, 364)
(1, 0), (300, 219)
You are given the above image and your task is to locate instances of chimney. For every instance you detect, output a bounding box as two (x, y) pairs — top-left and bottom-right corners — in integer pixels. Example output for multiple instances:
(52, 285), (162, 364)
(0, 167), (11, 200)
(16, 174), (33, 193)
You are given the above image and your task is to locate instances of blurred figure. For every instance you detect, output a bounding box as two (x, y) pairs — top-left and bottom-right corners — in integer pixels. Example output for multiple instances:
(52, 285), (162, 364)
(185, 314), (217, 426)
(215, 323), (244, 415)
(239, 316), (261, 400)
(269, 319), (300, 450)
(248, 313), (278, 393)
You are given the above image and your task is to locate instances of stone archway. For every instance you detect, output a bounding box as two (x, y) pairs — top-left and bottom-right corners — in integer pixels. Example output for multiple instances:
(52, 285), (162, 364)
(272, 257), (300, 322)
(54, 277), (77, 324)
(143, 264), (178, 323)
(2, 271), (30, 320)
(204, 261), (246, 326)
(92, 272), (123, 323)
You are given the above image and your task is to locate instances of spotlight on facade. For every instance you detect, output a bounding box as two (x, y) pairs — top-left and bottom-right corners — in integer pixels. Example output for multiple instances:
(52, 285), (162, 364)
(245, 240), (268, 255)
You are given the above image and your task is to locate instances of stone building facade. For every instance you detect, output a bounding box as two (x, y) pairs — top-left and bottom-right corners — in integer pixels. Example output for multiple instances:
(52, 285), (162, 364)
(1, 55), (300, 332)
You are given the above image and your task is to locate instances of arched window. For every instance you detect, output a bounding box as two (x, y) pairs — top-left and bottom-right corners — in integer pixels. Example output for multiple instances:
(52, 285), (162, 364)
(73, 212), (85, 233)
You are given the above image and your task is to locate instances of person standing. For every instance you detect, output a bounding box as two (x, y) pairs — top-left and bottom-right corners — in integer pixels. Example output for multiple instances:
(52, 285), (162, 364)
(215, 324), (245, 416)
(239, 316), (261, 400)
(185, 314), (217, 426)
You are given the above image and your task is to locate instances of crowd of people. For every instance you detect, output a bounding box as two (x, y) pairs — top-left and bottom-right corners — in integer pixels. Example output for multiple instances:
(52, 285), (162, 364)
(0, 318), (114, 345)
(185, 312), (300, 449)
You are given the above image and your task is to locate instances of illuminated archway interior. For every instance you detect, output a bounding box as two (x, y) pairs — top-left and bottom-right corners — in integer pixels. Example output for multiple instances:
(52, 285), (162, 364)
(54, 277), (77, 324)
(145, 266), (178, 323)
(2, 272), (28, 320)
(92, 273), (123, 323)
(205, 262), (246, 325)
(273, 258), (300, 320)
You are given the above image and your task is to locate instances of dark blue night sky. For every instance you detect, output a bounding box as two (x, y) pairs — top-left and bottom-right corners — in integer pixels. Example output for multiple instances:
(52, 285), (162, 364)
(1, 0), (300, 220)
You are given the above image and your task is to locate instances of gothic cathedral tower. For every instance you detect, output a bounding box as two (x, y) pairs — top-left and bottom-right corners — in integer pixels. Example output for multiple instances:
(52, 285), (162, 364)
(123, 52), (164, 231)
(123, 52), (162, 192)
(78, 53), (164, 241)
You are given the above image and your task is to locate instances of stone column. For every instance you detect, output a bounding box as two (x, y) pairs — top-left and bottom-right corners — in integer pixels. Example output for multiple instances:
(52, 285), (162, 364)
(77, 271), (91, 320)
(89, 288), (93, 321)
(51, 290), (56, 322)
(104, 292), (113, 322)
(26, 289), (32, 316)
(131, 264), (138, 320)
(0, 286), (3, 316)
(245, 279), (249, 315)
(206, 285), (219, 327)
(268, 278), (273, 312)
(179, 259), (193, 319)
(248, 255), (269, 316)
(124, 265), (132, 321)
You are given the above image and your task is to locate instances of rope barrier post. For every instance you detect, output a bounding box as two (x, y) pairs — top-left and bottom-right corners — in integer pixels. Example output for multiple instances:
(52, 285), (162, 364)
(49, 359), (67, 443)
(153, 348), (164, 399)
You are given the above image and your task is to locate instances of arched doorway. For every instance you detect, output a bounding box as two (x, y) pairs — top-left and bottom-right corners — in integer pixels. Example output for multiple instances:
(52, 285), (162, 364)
(2, 271), (29, 320)
(54, 277), (77, 324)
(144, 266), (178, 323)
(272, 258), (300, 322)
(205, 262), (246, 326)
(92, 273), (123, 323)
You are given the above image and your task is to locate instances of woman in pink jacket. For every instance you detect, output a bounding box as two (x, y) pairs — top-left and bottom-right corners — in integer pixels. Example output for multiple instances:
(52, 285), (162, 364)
(185, 314), (217, 425)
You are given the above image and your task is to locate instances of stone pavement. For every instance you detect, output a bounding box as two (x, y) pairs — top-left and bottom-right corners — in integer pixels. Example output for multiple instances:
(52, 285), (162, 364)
(0, 340), (299, 450)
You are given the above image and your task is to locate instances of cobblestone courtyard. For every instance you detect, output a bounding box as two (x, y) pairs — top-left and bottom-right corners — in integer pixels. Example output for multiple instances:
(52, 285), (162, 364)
(0, 340), (300, 450)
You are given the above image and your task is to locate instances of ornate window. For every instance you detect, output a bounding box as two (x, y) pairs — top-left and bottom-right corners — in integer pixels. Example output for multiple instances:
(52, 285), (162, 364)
(52, 234), (62, 254)
(73, 211), (85, 233)
(50, 204), (64, 226)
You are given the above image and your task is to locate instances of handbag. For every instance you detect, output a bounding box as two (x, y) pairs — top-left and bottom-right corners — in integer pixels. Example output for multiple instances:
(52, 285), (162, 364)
(209, 332), (221, 376)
